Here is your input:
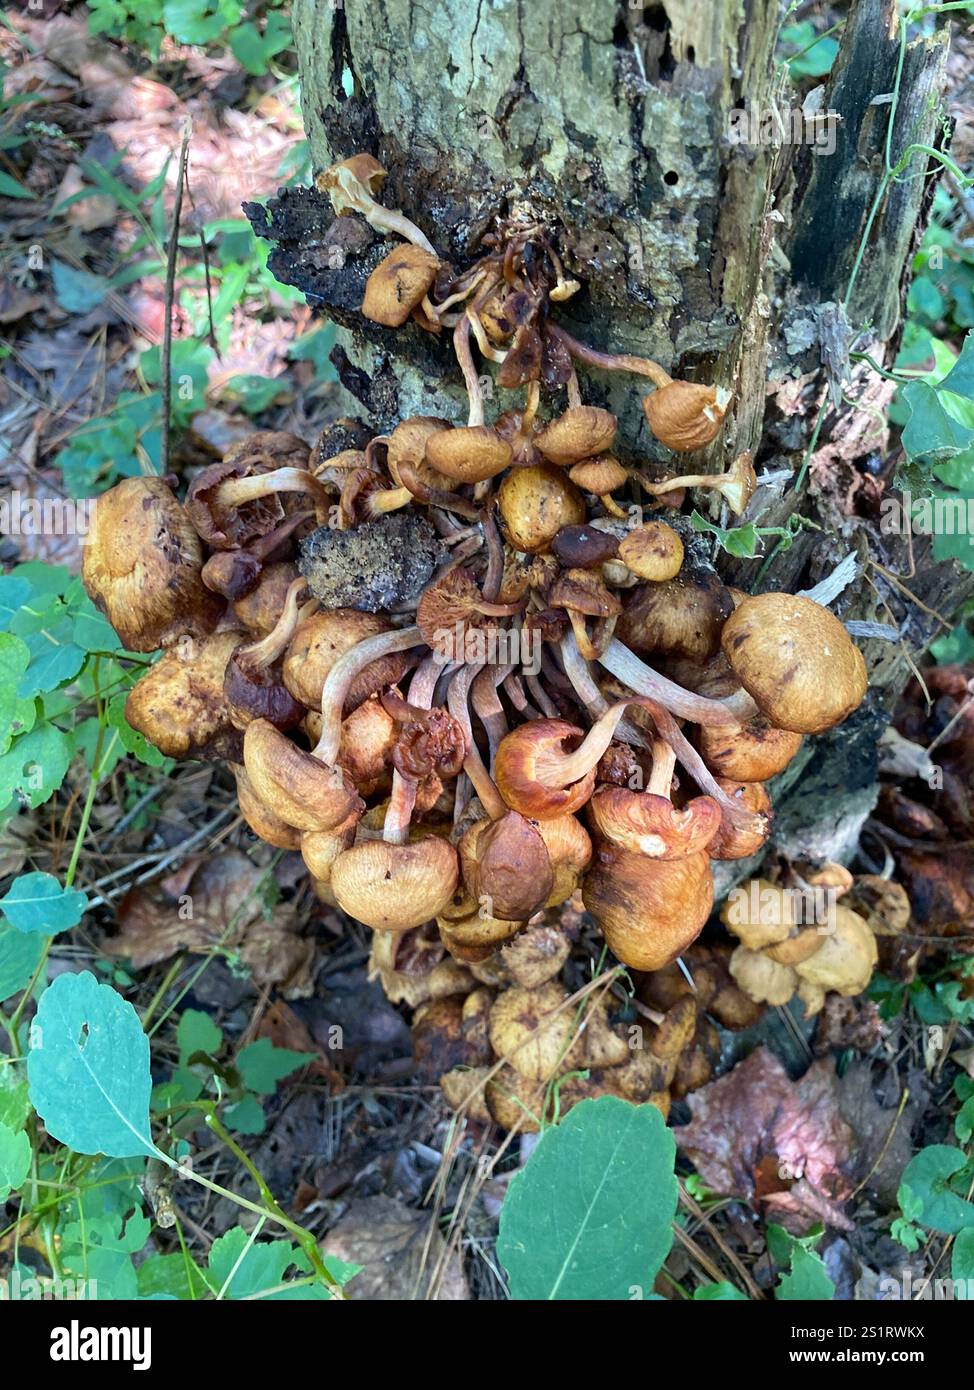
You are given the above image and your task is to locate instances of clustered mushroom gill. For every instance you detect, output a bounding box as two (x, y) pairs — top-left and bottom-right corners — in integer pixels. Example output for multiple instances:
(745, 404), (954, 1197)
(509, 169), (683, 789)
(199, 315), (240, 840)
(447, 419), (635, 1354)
(83, 154), (872, 1129)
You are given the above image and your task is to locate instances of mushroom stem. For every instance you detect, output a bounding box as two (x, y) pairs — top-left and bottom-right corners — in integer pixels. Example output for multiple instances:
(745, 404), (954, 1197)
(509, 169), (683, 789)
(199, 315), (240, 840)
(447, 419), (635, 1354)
(320, 162), (437, 254)
(548, 323), (672, 389)
(471, 664), (512, 769)
(597, 637), (743, 728)
(566, 365), (583, 409)
(467, 308), (509, 364)
(313, 625), (423, 767)
(522, 380), (540, 433)
(383, 657), (442, 845)
(482, 510), (505, 603)
(454, 313), (485, 428)
(637, 452), (756, 515)
(216, 466), (331, 520)
(366, 485), (413, 516)
(240, 578), (315, 669)
(447, 664), (508, 819)
(526, 671), (559, 719)
(647, 740), (676, 797)
(559, 633), (649, 746)
(395, 459), (483, 520)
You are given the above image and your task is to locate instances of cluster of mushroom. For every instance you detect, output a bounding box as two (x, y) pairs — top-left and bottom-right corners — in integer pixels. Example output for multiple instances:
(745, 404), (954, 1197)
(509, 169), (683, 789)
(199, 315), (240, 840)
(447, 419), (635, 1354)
(79, 153), (872, 1061)
(719, 865), (885, 1017)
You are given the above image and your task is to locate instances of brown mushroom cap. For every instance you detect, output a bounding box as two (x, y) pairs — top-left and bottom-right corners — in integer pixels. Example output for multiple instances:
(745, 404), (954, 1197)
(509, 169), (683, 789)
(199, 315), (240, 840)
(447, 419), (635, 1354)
(618, 521), (685, 582)
(551, 524), (620, 569)
(331, 836), (459, 931)
(424, 425), (513, 483)
(283, 609), (408, 712)
(535, 814), (593, 906)
(497, 463), (586, 553)
(185, 433), (311, 550)
(549, 568), (622, 621)
(793, 906), (878, 995)
(719, 877), (795, 950)
(649, 996), (698, 1058)
(441, 1066), (492, 1124)
(729, 945), (798, 1006)
(706, 778), (773, 860)
(485, 1065), (545, 1131)
(243, 718), (363, 833)
(698, 716), (803, 782)
(721, 593), (868, 735)
(369, 927), (474, 1009)
(498, 924), (573, 988)
(361, 244), (440, 327)
(643, 380), (730, 452)
(459, 811), (554, 921)
(488, 981), (573, 1081)
(535, 407), (617, 466)
(495, 718), (597, 820)
(300, 810), (360, 888)
(124, 630), (243, 761)
(386, 416), (456, 493)
(567, 455), (628, 494)
(437, 893), (525, 954)
(617, 572), (733, 663)
(82, 477), (223, 652)
(231, 562), (299, 634)
(589, 784), (721, 860)
(582, 845), (714, 971)
(232, 763), (302, 851)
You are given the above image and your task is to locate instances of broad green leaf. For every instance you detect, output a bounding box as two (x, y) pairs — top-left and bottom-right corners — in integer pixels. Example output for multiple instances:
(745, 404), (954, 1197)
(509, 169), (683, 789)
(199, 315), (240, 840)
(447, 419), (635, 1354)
(178, 1008), (223, 1063)
(0, 1120), (31, 1199)
(60, 1208), (151, 1299)
(137, 1252), (211, 1300)
(777, 1246), (836, 1300)
(208, 1227), (333, 1300)
(940, 332), (974, 400)
(106, 693), (166, 768)
(0, 872), (88, 934)
(28, 971), (158, 1159)
(0, 633), (35, 755)
(497, 1096), (678, 1300)
(0, 578), (33, 630)
(694, 1281), (748, 1300)
(223, 1093), (266, 1135)
(51, 260), (108, 315)
(951, 1227), (974, 1296)
(0, 723), (74, 809)
(690, 512), (762, 557)
(0, 1061), (30, 1132)
(901, 381), (974, 462)
(236, 1037), (312, 1094)
(0, 922), (46, 1000)
(898, 1145), (974, 1234)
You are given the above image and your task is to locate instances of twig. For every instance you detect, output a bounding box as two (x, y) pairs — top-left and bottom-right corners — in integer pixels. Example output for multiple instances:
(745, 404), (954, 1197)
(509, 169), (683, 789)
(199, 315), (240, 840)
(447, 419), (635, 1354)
(161, 119), (192, 477)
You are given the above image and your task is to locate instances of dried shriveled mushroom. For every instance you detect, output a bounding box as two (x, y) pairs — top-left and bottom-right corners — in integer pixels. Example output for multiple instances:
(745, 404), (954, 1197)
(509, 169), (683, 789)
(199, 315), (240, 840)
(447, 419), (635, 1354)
(125, 630), (243, 761)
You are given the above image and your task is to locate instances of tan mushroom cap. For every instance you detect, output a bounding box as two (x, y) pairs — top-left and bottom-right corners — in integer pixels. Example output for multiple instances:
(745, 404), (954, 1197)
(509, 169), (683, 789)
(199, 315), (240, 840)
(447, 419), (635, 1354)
(498, 924), (573, 988)
(361, 244), (439, 327)
(729, 945), (798, 1006)
(124, 630), (243, 762)
(765, 927), (827, 966)
(698, 717), (803, 782)
(536, 814), (593, 906)
(582, 846), (713, 971)
(719, 878), (795, 950)
(441, 1065), (491, 1124)
(485, 1065), (545, 1131)
(567, 455), (628, 494)
(368, 926), (474, 1008)
(707, 778), (773, 861)
(721, 593), (868, 735)
(243, 718), (363, 834)
(300, 810), (360, 885)
(459, 812), (554, 922)
(331, 836), (459, 932)
(618, 521), (685, 581)
(796, 978), (827, 1018)
(794, 906), (878, 995)
(283, 609), (407, 712)
(535, 406), (617, 466)
(424, 425), (512, 483)
(83, 476), (223, 652)
(643, 380), (731, 452)
(649, 996), (698, 1058)
(233, 763), (302, 851)
(617, 572), (733, 663)
(488, 981), (574, 1081)
(497, 463), (586, 553)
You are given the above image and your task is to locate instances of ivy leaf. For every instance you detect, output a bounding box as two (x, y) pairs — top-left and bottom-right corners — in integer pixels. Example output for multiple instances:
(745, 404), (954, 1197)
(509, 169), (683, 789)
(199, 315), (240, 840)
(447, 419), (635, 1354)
(27, 971), (158, 1159)
(951, 1227), (974, 1296)
(0, 924), (46, 1002)
(0, 724), (74, 809)
(776, 1245), (836, 1300)
(106, 693), (166, 768)
(0, 872), (88, 934)
(223, 1093), (266, 1135)
(940, 331), (974, 399)
(207, 1228), (332, 1300)
(236, 1038), (312, 1095)
(898, 1146), (974, 1234)
(0, 1120), (31, 1200)
(178, 1008), (223, 1064)
(229, 12), (292, 76)
(497, 1096), (678, 1300)
(690, 512), (763, 558)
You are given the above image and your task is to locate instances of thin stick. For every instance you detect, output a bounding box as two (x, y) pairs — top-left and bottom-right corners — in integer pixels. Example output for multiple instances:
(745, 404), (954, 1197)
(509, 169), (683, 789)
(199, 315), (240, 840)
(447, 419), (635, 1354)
(161, 118), (192, 477)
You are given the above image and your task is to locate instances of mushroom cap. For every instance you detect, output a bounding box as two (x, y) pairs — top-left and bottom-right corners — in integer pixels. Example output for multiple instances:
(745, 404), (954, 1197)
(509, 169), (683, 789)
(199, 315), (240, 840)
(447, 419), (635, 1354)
(317, 153), (388, 211)
(846, 874), (911, 937)
(386, 416), (456, 492)
(497, 464), (586, 553)
(459, 812), (554, 921)
(424, 425), (512, 483)
(796, 978), (827, 1018)
(765, 927), (827, 966)
(793, 906), (877, 995)
(338, 696), (397, 791)
(582, 846), (714, 971)
(82, 477), (223, 652)
(719, 451), (758, 515)
(283, 609), (407, 712)
(124, 630), (243, 761)
(300, 811), (360, 885)
(551, 524), (620, 569)
(232, 562), (299, 634)
(719, 877), (795, 949)
(588, 785), (721, 860)
(361, 244), (439, 327)
(498, 924), (573, 988)
(549, 568), (622, 620)
(495, 718), (597, 820)
(232, 763), (303, 851)
(567, 454), (628, 494)
(729, 945), (798, 1006)
(437, 897), (525, 953)
(186, 433), (311, 550)
(369, 927), (474, 1009)
(649, 996), (698, 1058)
(642, 380), (730, 452)
(698, 716), (803, 782)
(535, 814), (593, 906)
(243, 718), (363, 833)
(535, 407), (617, 466)
(441, 1066), (492, 1124)
(721, 593), (868, 734)
(706, 778), (773, 861)
(485, 1065), (545, 1131)
(618, 521), (685, 581)
(488, 981), (573, 1081)
(224, 650), (305, 732)
(331, 836), (459, 931)
(618, 572), (733, 663)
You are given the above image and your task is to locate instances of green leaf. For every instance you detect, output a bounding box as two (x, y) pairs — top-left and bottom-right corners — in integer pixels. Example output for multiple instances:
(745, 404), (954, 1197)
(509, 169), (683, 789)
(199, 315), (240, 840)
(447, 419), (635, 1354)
(208, 1227), (332, 1300)
(0, 1062), (31, 1132)
(497, 1096), (678, 1300)
(0, 1120), (31, 1199)
(0, 633), (36, 755)
(951, 1227), (974, 1296)
(0, 171), (34, 199)
(690, 512), (762, 558)
(0, 872), (88, 934)
(0, 578), (33, 630)
(777, 1246), (836, 1301)
(0, 723), (74, 809)
(106, 693), (165, 768)
(236, 1037), (312, 1095)
(137, 1252), (211, 1300)
(28, 971), (158, 1159)
(51, 260), (108, 315)
(178, 1008), (223, 1063)
(229, 12), (292, 76)
(223, 1093), (266, 1135)
(0, 924), (46, 1001)
(693, 1281), (748, 1300)
(898, 1146), (974, 1234)
(956, 1097), (974, 1146)
(901, 381), (974, 463)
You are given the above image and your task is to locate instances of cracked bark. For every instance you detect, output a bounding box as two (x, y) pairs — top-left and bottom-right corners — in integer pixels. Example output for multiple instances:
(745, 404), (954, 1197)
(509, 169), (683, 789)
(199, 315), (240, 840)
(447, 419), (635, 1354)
(258, 0), (973, 875)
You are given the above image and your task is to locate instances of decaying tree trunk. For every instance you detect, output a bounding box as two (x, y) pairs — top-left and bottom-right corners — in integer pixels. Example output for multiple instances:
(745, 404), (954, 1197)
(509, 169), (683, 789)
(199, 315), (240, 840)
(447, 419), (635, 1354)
(249, 0), (972, 875)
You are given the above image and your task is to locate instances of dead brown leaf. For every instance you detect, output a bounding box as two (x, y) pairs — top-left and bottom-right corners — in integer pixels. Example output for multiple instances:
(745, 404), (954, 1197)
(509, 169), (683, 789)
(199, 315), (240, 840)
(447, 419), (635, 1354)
(324, 1196), (469, 1301)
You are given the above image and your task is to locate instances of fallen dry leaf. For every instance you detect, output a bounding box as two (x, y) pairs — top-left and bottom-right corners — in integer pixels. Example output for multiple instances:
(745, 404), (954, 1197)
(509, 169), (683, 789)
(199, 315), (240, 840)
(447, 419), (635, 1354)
(677, 1047), (855, 1233)
(323, 1196), (469, 1301)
